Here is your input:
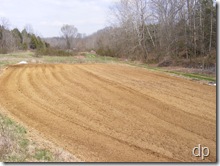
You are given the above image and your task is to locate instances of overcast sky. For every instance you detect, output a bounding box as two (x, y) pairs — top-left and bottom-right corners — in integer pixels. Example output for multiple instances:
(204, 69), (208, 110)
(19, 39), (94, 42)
(0, 0), (116, 37)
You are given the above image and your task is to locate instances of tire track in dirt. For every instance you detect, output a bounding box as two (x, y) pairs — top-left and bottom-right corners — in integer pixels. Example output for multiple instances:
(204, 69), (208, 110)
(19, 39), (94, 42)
(76, 65), (216, 139)
(42, 65), (178, 161)
(10, 64), (173, 161)
(82, 64), (215, 117)
(0, 64), (216, 162)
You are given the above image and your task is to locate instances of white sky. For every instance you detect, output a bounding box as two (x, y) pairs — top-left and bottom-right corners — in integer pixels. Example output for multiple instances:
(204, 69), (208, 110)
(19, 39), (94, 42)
(0, 0), (117, 37)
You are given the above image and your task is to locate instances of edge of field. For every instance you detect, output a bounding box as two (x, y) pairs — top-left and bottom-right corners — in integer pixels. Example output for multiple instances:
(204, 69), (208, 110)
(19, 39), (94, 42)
(0, 107), (80, 162)
(0, 51), (216, 162)
(0, 51), (216, 83)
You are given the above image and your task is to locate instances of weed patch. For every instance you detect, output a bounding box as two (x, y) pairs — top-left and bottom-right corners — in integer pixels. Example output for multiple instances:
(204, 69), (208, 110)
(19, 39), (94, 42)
(0, 113), (66, 162)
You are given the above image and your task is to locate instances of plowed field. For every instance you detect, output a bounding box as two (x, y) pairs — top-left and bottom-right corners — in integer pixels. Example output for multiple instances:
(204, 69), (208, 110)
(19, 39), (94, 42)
(0, 64), (216, 162)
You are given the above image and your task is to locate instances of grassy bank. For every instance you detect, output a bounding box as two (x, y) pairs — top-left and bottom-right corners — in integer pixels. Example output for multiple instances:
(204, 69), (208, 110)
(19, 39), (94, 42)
(0, 113), (60, 162)
(124, 62), (216, 82)
(0, 51), (35, 69)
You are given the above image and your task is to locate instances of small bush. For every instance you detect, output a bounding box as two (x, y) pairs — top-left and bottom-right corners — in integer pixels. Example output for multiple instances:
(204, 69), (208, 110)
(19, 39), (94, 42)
(96, 48), (116, 57)
(0, 48), (8, 54)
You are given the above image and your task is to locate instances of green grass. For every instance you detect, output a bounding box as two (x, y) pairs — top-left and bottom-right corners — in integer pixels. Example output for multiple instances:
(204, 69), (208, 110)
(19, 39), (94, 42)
(16, 125), (27, 135)
(34, 149), (53, 161)
(0, 51), (34, 58)
(86, 53), (96, 58)
(3, 116), (15, 126)
(0, 113), (64, 162)
(42, 53), (119, 64)
(42, 56), (77, 64)
(124, 62), (216, 82)
(19, 139), (29, 149)
(0, 61), (15, 67)
(165, 71), (216, 82)
(84, 53), (119, 63)
(0, 51), (35, 68)
(0, 114), (29, 161)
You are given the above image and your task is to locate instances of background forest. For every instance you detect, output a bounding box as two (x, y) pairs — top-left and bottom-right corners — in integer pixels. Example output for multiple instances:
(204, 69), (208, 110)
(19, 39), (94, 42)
(0, 0), (217, 69)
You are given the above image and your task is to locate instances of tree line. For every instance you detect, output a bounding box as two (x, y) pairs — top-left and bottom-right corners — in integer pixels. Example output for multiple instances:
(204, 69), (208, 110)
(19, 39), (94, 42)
(83, 0), (216, 64)
(1, 0), (217, 67)
(0, 18), (49, 54)
(32, 0), (217, 66)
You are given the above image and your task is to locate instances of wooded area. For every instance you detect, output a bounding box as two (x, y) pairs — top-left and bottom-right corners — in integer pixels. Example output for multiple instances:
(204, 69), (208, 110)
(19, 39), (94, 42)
(0, 0), (217, 67)
(83, 0), (217, 67)
(0, 18), (49, 54)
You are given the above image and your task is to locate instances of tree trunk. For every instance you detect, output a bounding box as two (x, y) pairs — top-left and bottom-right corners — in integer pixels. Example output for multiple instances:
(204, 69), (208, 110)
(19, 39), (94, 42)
(199, 2), (204, 55)
(193, 0), (197, 57)
(209, 9), (213, 53)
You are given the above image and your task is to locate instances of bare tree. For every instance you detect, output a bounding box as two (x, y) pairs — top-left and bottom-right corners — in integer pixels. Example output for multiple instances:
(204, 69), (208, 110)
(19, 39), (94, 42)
(24, 24), (34, 34)
(0, 18), (11, 53)
(61, 25), (78, 49)
(0, 17), (10, 30)
(83, 0), (216, 65)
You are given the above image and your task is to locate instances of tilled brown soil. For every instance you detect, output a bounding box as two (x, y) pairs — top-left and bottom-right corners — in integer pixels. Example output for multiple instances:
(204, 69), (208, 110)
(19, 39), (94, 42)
(0, 64), (216, 162)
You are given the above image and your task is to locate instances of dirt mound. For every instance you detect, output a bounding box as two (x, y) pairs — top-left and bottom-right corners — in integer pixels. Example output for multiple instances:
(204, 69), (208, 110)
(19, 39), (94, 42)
(0, 64), (216, 162)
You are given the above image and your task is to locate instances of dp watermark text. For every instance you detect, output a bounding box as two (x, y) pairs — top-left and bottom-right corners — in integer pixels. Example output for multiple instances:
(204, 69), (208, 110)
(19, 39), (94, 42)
(192, 144), (210, 160)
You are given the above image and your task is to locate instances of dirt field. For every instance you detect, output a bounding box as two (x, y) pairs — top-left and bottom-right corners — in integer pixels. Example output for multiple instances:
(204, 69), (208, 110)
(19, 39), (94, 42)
(0, 64), (216, 162)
